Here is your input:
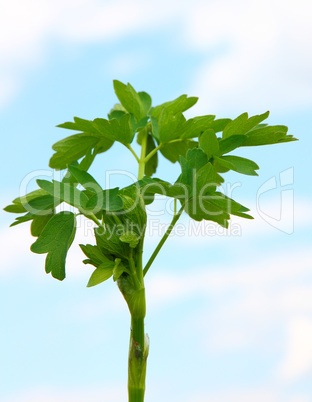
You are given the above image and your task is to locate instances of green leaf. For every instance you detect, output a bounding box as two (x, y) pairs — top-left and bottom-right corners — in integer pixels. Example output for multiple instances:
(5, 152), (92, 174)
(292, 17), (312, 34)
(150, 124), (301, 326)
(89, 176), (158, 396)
(6, 187), (54, 224)
(152, 94), (198, 119)
(179, 148), (209, 188)
(109, 103), (127, 114)
(184, 196), (230, 227)
(209, 118), (232, 133)
(117, 187), (147, 230)
(52, 114), (115, 169)
(107, 110), (126, 121)
(177, 148), (239, 227)
(31, 212), (54, 237)
(210, 193), (253, 220)
(217, 155), (259, 176)
(131, 116), (149, 134)
(138, 91), (152, 113)
(276, 135), (298, 143)
(79, 151), (95, 170)
(199, 129), (220, 158)
(95, 226), (126, 259)
(3, 204), (26, 213)
(122, 177), (187, 205)
(30, 211), (76, 280)
(37, 179), (89, 210)
(62, 161), (81, 186)
(113, 80), (146, 121)
(218, 135), (246, 155)
(113, 259), (127, 281)
(80, 244), (106, 266)
(150, 116), (159, 141)
(194, 162), (217, 195)
(158, 109), (186, 142)
(93, 114), (134, 145)
(119, 231), (141, 248)
(24, 195), (58, 214)
(213, 156), (236, 171)
(185, 191), (252, 225)
(57, 116), (101, 134)
(179, 149), (221, 199)
(86, 260), (115, 287)
(80, 244), (114, 268)
(179, 115), (215, 140)
(93, 139), (114, 156)
(86, 188), (123, 213)
(10, 213), (34, 227)
(209, 192), (250, 215)
(68, 165), (102, 194)
(160, 140), (198, 163)
(222, 111), (270, 139)
(213, 158), (230, 173)
(242, 125), (289, 146)
(131, 177), (189, 203)
(49, 134), (103, 170)
(62, 154), (97, 187)
(13, 189), (47, 206)
(144, 134), (158, 176)
(179, 117), (231, 139)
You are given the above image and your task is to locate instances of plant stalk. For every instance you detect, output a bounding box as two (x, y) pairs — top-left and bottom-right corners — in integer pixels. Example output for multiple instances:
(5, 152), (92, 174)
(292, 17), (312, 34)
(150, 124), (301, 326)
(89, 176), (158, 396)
(127, 281), (148, 401)
(138, 129), (148, 180)
(128, 314), (148, 402)
(125, 238), (148, 401)
(127, 128), (150, 401)
(143, 205), (184, 277)
(125, 144), (140, 163)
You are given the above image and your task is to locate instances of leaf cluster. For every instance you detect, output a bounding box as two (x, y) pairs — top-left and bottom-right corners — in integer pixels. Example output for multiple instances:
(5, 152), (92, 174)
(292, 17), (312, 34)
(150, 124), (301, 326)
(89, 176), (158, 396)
(4, 80), (298, 285)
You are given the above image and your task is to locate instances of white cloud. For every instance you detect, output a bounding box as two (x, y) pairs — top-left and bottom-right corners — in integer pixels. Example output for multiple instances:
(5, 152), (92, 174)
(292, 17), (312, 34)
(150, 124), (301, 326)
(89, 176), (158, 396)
(143, 247), (312, 382)
(186, 0), (312, 114)
(0, 76), (19, 109)
(2, 0), (311, 112)
(5, 384), (125, 402)
(145, 247), (312, 305)
(188, 389), (310, 402)
(144, 196), (312, 247)
(2, 210), (312, 389)
(189, 389), (280, 402)
(0, 0), (177, 107)
(0, 224), (37, 276)
(278, 316), (312, 381)
(0, 1), (55, 107)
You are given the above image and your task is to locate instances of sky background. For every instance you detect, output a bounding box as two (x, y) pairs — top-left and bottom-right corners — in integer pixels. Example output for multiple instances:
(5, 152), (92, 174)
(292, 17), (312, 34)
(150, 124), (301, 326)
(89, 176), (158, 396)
(0, 0), (311, 401)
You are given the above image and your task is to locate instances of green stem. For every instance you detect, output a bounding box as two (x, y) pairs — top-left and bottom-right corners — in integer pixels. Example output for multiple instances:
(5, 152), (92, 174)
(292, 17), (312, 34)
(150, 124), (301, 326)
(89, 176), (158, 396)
(167, 138), (184, 144)
(125, 129), (150, 400)
(128, 316), (148, 402)
(125, 144), (140, 163)
(127, 249), (148, 402)
(143, 143), (163, 163)
(138, 129), (148, 180)
(131, 317), (145, 352)
(128, 250), (142, 290)
(87, 212), (101, 226)
(129, 387), (145, 402)
(143, 205), (184, 277)
(143, 138), (185, 164)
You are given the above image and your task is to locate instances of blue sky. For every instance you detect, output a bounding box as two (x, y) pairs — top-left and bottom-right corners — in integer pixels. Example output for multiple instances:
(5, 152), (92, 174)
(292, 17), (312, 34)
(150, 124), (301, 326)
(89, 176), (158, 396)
(0, 1), (311, 401)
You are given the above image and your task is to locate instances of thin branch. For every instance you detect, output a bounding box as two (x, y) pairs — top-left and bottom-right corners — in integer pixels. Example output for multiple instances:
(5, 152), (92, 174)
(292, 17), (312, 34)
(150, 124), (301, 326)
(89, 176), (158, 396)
(143, 205), (184, 277)
(125, 144), (140, 163)
(143, 143), (163, 163)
